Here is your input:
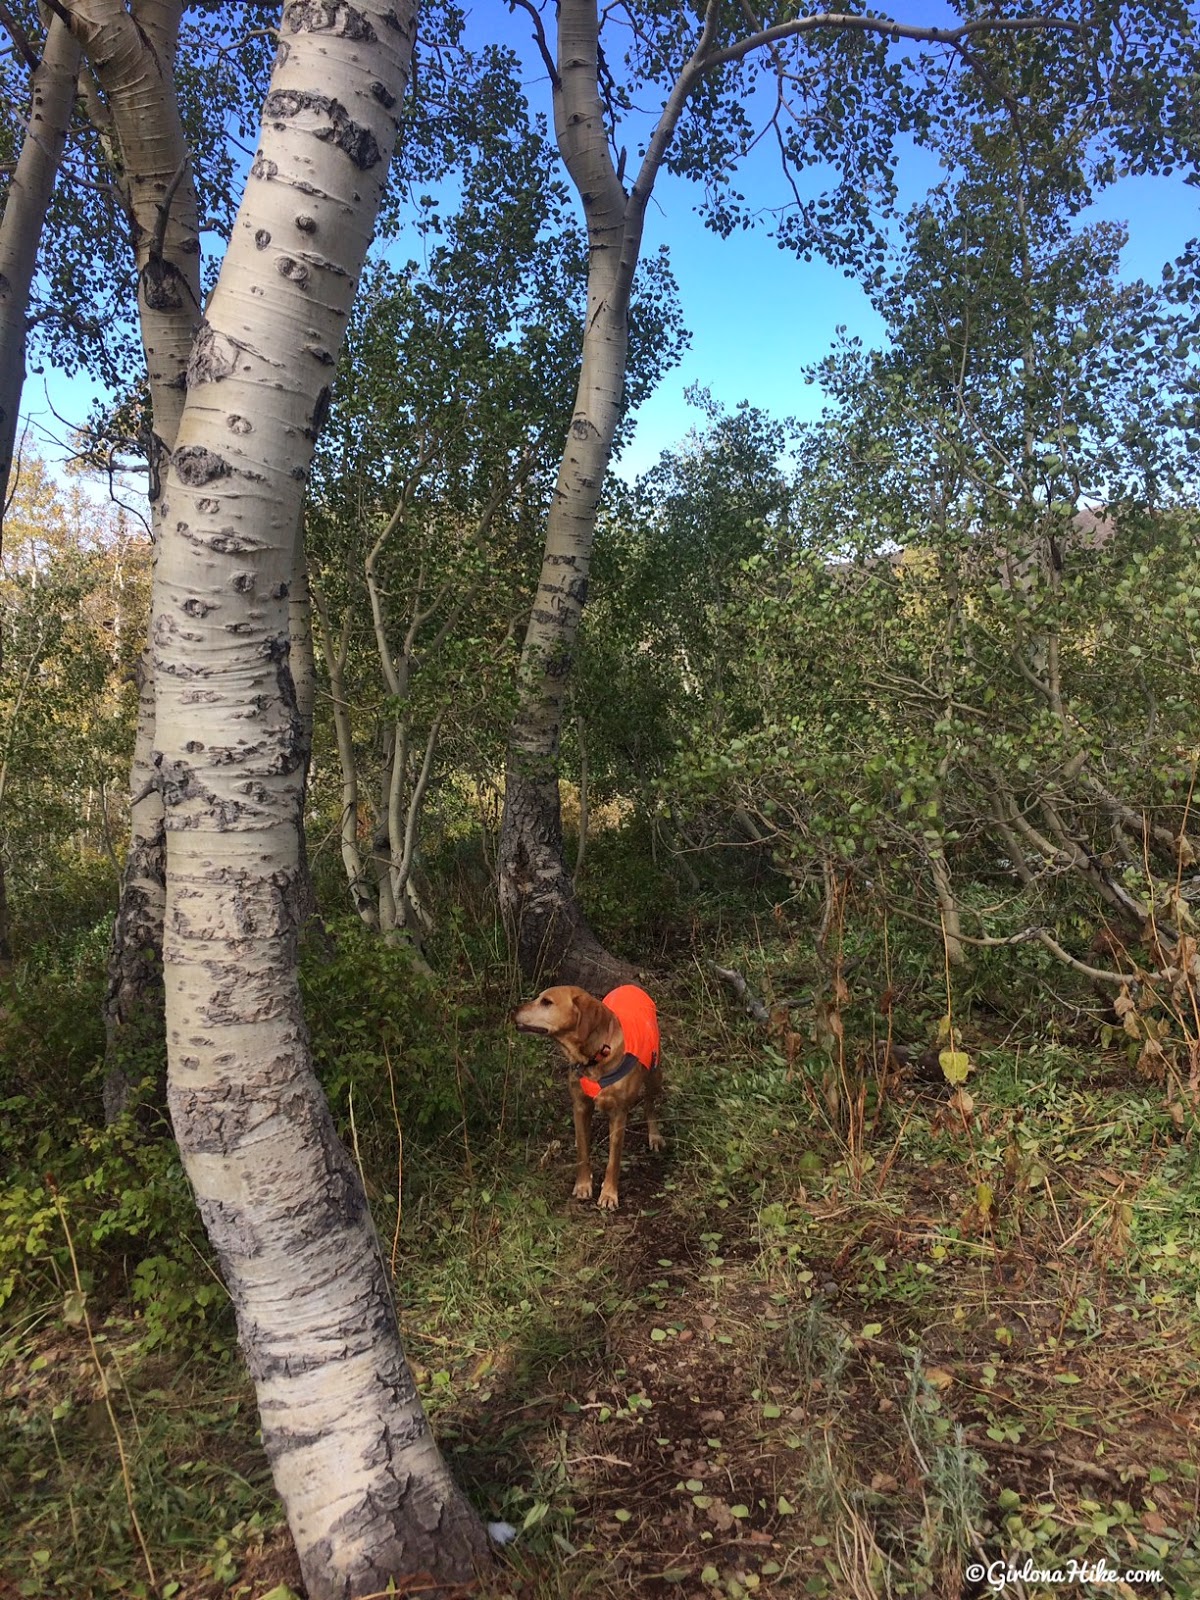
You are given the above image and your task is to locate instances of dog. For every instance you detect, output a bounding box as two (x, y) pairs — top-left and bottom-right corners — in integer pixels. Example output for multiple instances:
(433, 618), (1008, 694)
(511, 983), (665, 1209)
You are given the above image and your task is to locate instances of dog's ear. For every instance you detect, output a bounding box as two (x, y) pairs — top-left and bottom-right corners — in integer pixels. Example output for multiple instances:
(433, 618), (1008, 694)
(575, 990), (615, 1063)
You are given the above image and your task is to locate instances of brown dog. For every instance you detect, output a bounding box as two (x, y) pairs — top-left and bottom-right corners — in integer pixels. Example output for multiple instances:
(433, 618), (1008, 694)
(512, 983), (665, 1209)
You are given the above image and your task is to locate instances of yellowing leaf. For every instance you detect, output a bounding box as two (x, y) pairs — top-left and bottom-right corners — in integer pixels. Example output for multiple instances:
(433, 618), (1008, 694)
(976, 1182), (995, 1218)
(939, 1048), (972, 1083)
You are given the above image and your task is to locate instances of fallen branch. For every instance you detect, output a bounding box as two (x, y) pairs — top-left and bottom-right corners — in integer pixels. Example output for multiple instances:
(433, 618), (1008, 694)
(707, 961), (771, 1024)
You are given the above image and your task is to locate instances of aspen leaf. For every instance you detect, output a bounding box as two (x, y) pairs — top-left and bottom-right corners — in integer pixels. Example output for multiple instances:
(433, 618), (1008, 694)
(976, 1182), (995, 1218)
(936, 1012), (954, 1043)
(939, 1048), (972, 1083)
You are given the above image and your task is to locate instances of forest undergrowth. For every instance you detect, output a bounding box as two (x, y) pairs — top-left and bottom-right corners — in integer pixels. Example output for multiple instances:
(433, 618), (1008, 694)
(2, 855), (1199, 1600)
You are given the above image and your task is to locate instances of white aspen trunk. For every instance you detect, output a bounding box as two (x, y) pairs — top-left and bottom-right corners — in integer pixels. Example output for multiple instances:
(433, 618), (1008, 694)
(0, 13), (82, 965)
(66, 0), (201, 465)
(499, 0), (716, 984)
(62, 0), (204, 1112)
(0, 14), (81, 517)
(499, 0), (637, 985)
(152, 6), (487, 1592)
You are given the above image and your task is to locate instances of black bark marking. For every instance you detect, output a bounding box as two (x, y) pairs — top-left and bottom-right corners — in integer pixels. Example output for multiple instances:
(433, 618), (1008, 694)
(276, 256), (309, 287)
(295, 213), (317, 233)
(227, 415), (253, 434)
(303, 343), (334, 365)
(174, 446), (231, 486)
(251, 152), (278, 180)
(255, 228), (272, 249)
(232, 573), (256, 593)
(141, 257), (184, 310)
(262, 89), (381, 170)
(207, 529), (266, 555)
(181, 597), (216, 618)
(188, 324), (240, 384)
(308, 385), (331, 439)
(155, 754), (200, 808)
(284, 1), (377, 39)
(198, 498), (222, 514)
(371, 80), (397, 108)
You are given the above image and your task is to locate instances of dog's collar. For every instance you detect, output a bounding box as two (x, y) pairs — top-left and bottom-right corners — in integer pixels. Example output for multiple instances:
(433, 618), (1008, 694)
(580, 1052), (643, 1100)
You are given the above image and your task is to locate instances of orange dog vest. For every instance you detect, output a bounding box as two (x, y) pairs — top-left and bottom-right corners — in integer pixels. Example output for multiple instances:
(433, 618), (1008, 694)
(579, 984), (660, 1099)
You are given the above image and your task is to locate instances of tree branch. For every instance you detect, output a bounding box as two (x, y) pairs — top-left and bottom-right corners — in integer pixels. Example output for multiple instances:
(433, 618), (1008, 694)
(703, 13), (1081, 75)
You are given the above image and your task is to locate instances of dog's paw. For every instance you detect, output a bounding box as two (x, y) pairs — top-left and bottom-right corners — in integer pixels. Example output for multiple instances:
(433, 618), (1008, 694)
(572, 1176), (594, 1201)
(597, 1184), (620, 1210)
(648, 1132), (666, 1152)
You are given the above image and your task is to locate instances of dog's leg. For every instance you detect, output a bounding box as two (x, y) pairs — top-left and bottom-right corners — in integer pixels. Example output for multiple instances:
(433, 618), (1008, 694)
(570, 1084), (595, 1200)
(598, 1107), (628, 1209)
(645, 1069), (666, 1153)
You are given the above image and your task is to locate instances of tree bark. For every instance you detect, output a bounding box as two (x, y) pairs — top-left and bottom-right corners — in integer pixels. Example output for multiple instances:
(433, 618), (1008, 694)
(151, 5), (487, 1592)
(0, 13), (81, 519)
(498, 0), (647, 985)
(0, 11), (83, 970)
(60, 0), (205, 1115)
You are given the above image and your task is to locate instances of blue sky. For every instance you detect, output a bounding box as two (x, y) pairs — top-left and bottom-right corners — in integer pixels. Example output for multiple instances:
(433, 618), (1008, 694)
(18, 3), (1199, 488)
(612, 165), (1197, 481)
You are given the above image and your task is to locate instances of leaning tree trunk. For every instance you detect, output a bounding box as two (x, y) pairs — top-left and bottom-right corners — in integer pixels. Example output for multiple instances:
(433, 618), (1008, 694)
(0, 13), (80, 516)
(0, 12), (83, 966)
(499, 0), (716, 986)
(61, 0), (204, 1117)
(498, 0), (639, 986)
(151, 5), (488, 1593)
